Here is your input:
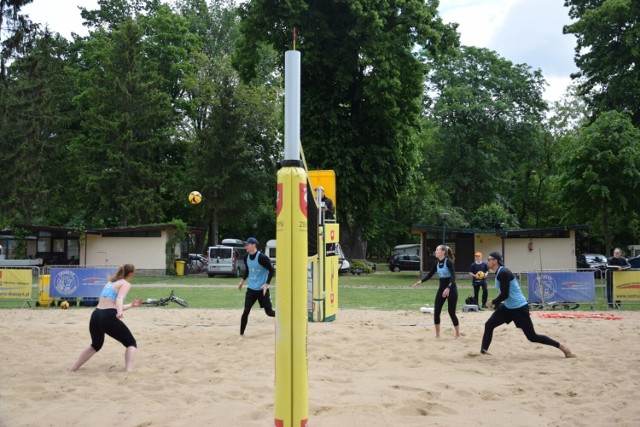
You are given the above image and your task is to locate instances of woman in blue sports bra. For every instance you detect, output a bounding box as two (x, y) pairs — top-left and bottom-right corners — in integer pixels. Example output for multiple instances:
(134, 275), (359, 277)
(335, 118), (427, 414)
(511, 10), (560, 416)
(412, 245), (461, 338)
(69, 263), (142, 372)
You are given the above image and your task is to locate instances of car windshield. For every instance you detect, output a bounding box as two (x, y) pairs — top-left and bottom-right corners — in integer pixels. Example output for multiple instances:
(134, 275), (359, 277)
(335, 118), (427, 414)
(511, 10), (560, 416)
(586, 255), (606, 263)
(210, 248), (232, 259)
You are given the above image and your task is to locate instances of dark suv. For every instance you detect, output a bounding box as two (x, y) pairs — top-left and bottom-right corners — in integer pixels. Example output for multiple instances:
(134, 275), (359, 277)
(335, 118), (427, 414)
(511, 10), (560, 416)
(627, 256), (640, 269)
(576, 253), (607, 278)
(389, 254), (420, 272)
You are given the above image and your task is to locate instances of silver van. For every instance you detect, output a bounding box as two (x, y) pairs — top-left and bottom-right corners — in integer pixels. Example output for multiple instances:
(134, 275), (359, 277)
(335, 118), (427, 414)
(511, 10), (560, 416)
(265, 239), (276, 269)
(207, 239), (247, 278)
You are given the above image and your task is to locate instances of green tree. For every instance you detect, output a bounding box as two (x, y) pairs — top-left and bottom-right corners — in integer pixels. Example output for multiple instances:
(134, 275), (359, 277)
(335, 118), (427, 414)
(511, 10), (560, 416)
(79, 0), (161, 31)
(424, 46), (547, 223)
(470, 203), (518, 230)
(69, 19), (177, 226)
(507, 128), (559, 228)
(0, 0), (37, 195)
(366, 162), (457, 258)
(191, 55), (281, 245)
(0, 29), (75, 224)
(564, 0), (640, 125)
(234, 0), (458, 258)
(557, 110), (640, 254)
(547, 83), (590, 138)
(177, 0), (281, 246)
(143, 2), (200, 103)
(175, 0), (237, 58)
(0, 0), (35, 81)
(538, 84), (592, 229)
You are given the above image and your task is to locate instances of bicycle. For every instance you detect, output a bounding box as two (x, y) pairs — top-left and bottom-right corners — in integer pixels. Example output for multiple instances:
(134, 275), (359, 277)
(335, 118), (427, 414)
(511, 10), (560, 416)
(185, 253), (207, 275)
(141, 290), (190, 307)
(529, 301), (580, 310)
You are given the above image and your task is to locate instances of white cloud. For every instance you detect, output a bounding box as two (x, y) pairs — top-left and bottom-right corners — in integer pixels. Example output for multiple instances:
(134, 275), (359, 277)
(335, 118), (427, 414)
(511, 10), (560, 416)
(545, 75), (575, 104)
(22, 0), (576, 104)
(22, 1), (98, 39)
(439, 0), (578, 103)
(489, 0), (577, 77)
(439, 0), (516, 47)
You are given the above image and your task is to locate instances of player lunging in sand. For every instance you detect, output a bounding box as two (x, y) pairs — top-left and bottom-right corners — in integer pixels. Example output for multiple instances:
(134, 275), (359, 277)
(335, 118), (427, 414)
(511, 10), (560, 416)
(480, 252), (576, 358)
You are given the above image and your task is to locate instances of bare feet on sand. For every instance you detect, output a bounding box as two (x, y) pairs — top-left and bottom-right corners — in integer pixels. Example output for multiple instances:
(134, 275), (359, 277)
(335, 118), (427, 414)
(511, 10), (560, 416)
(559, 343), (576, 358)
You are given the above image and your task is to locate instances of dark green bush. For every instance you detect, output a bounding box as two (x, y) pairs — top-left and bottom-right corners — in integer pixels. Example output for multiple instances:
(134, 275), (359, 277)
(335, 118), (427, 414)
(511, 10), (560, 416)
(350, 260), (372, 275)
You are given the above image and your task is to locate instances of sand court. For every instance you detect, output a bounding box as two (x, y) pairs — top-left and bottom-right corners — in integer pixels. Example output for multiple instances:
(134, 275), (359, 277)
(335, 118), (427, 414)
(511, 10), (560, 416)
(1, 308), (638, 426)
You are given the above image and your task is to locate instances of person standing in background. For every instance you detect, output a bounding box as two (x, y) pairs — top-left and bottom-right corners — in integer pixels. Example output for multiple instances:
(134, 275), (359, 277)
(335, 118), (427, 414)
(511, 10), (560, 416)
(314, 186), (334, 221)
(469, 251), (489, 309)
(606, 248), (630, 308)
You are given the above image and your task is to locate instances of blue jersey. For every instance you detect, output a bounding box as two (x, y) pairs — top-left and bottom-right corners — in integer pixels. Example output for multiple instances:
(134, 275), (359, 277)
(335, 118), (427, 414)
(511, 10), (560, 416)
(494, 266), (528, 309)
(247, 251), (269, 291)
(420, 258), (456, 286)
(436, 259), (452, 278)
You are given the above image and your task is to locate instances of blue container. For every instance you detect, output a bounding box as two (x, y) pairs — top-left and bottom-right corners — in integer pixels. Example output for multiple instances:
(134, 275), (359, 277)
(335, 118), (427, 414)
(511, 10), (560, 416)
(81, 297), (99, 307)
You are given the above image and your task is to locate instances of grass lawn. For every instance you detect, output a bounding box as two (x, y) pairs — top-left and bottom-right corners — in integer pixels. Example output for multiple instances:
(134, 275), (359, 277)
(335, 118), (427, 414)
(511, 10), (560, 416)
(1, 269), (632, 311)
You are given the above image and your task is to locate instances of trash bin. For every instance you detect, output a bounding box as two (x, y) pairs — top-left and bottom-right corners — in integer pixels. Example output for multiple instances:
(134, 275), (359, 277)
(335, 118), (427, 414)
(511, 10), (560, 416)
(175, 260), (185, 276)
(36, 275), (55, 307)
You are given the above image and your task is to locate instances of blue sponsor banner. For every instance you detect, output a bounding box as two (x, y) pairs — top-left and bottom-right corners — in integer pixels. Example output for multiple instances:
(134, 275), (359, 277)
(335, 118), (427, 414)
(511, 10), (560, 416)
(527, 272), (595, 303)
(50, 267), (117, 298)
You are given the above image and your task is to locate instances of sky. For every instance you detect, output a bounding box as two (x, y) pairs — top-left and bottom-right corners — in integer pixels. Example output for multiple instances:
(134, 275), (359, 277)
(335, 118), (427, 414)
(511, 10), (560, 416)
(23, 0), (577, 103)
(438, 0), (578, 103)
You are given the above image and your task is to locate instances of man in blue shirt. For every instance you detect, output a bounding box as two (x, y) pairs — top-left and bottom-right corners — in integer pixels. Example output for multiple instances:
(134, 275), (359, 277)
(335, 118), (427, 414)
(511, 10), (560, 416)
(238, 237), (275, 337)
(480, 252), (575, 358)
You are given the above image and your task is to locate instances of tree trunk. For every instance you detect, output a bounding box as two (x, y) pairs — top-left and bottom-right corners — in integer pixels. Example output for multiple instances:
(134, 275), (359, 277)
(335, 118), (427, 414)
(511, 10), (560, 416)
(207, 185), (221, 247)
(209, 205), (219, 247)
(341, 222), (367, 259)
(603, 200), (611, 256)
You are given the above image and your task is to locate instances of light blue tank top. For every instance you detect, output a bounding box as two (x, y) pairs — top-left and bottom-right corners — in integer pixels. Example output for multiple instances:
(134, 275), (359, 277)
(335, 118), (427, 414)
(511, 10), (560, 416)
(495, 266), (528, 309)
(247, 251), (268, 291)
(100, 281), (119, 300)
(436, 259), (452, 278)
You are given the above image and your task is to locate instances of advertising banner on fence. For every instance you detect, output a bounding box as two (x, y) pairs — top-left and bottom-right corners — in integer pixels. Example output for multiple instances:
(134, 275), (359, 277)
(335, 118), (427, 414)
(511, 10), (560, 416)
(527, 272), (595, 303)
(49, 267), (117, 298)
(612, 271), (640, 302)
(0, 269), (32, 299)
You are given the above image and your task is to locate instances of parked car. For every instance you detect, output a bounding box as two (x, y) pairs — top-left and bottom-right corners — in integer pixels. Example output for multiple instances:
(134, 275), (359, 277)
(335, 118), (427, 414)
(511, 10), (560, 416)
(186, 253), (207, 274)
(576, 253), (607, 278)
(389, 254), (420, 272)
(207, 238), (247, 278)
(265, 239), (276, 269)
(627, 255), (640, 269)
(335, 244), (351, 275)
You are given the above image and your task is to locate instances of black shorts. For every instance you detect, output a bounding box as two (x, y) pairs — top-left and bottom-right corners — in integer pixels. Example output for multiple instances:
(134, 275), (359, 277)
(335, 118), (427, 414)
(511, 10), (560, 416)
(89, 308), (137, 351)
(491, 304), (531, 329)
(245, 288), (273, 310)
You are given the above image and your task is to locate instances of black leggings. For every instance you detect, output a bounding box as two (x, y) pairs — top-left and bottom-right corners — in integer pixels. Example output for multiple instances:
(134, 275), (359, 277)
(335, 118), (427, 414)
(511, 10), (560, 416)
(89, 308), (137, 351)
(434, 279), (459, 326)
(473, 283), (488, 306)
(240, 289), (275, 335)
(481, 305), (559, 352)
